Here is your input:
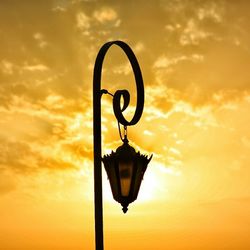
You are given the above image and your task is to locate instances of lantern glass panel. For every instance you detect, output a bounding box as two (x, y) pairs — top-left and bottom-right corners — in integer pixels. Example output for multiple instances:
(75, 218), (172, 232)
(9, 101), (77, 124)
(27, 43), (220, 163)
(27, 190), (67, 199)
(118, 161), (133, 196)
(133, 160), (146, 199)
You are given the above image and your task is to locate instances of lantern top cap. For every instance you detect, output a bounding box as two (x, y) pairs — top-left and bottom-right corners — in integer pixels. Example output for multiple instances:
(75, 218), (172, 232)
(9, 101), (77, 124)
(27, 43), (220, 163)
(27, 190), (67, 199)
(115, 140), (136, 160)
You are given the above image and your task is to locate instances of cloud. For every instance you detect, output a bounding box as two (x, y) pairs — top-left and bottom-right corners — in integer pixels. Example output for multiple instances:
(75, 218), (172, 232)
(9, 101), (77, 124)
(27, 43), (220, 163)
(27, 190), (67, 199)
(1, 60), (14, 75)
(153, 54), (204, 69)
(33, 32), (48, 48)
(0, 0), (250, 202)
(22, 64), (49, 72)
(52, 5), (67, 12)
(197, 2), (223, 23)
(112, 62), (131, 75)
(52, 0), (77, 12)
(0, 92), (94, 176)
(1, 60), (49, 77)
(179, 19), (213, 46)
(76, 11), (90, 30)
(134, 42), (145, 53)
(93, 7), (118, 23)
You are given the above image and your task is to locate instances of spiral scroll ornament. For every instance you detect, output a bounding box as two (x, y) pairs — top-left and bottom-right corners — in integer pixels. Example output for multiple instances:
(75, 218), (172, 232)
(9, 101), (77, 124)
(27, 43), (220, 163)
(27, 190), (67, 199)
(93, 40), (145, 127)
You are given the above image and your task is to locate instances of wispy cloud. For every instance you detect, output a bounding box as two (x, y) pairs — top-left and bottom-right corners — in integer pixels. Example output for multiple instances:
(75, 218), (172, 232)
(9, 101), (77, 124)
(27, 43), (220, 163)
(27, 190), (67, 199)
(93, 7), (118, 24)
(22, 64), (49, 72)
(1, 60), (14, 75)
(76, 11), (90, 31)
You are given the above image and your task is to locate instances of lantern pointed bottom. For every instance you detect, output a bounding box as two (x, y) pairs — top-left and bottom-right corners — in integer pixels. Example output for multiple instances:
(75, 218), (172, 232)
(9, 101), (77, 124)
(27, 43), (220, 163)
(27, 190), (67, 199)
(122, 206), (128, 214)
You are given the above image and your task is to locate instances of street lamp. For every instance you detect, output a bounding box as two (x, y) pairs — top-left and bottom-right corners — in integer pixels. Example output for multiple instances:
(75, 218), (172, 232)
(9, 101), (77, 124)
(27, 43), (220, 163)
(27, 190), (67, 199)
(93, 40), (152, 250)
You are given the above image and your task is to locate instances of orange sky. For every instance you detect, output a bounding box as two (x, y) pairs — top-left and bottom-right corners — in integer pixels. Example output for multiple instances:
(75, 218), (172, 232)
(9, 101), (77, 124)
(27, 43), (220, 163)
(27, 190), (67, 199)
(0, 1), (250, 249)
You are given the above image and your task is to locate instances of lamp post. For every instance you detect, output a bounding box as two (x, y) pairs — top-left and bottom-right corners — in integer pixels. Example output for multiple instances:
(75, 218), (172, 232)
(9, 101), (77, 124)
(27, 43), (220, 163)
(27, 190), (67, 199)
(93, 40), (152, 250)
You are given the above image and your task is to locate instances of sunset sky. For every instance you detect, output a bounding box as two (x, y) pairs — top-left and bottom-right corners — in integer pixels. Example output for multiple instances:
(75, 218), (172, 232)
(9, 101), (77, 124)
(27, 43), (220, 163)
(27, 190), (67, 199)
(0, 0), (250, 249)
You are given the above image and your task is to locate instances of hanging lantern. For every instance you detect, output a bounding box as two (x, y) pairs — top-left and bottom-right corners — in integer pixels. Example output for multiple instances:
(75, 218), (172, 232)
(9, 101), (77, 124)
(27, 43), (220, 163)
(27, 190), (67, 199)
(102, 138), (152, 213)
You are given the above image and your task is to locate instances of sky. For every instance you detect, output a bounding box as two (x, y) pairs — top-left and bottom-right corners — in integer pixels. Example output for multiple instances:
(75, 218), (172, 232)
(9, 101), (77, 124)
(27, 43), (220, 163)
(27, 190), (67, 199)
(0, 0), (250, 249)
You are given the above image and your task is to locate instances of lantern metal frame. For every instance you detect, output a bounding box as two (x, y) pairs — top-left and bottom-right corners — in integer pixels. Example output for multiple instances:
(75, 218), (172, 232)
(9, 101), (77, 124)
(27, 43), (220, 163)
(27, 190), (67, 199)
(102, 138), (152, 213)
(93, 41), (151, 250)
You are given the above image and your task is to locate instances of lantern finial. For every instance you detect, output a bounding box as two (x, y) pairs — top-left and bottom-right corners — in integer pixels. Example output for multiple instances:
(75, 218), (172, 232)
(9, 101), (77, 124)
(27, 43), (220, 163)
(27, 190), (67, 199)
(122, 205), (128, 213)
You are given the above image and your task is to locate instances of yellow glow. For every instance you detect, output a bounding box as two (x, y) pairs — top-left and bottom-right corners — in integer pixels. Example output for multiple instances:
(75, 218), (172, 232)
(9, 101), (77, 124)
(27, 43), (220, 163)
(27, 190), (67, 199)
(1, 1), (250, 250)
(138, 166), (159, 202)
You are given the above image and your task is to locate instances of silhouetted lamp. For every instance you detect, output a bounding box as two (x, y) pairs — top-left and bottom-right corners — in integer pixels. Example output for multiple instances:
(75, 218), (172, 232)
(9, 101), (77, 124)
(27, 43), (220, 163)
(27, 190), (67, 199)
(93, 40), (153, 250)
(102, 137), (152, 213)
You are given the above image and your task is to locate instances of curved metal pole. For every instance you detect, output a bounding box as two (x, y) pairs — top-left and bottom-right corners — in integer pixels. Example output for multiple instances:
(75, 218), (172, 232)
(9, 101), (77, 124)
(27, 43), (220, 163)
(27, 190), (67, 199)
(93, 41), (144, 250)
